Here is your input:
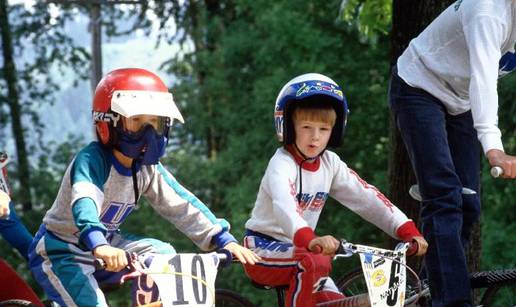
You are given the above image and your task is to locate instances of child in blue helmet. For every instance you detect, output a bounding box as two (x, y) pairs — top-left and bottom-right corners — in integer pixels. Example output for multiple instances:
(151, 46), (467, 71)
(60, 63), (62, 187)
(28, 68), (259, 307)
(243, 73), (428, 307)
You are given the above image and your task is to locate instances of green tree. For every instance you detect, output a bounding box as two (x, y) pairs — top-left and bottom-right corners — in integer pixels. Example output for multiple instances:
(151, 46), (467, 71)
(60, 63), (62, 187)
(339, 0), (391, 43)
(0, 1), (88, 210)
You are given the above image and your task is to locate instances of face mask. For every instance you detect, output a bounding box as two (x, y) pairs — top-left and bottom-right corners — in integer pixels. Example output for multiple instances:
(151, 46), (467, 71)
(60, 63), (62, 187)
(117, 124), (169, 165)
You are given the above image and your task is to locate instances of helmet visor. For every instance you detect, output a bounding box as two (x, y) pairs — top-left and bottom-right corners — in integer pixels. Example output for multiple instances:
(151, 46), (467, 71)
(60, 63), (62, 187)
(122, 115), (169, 136)
(111, 90), (184, 125)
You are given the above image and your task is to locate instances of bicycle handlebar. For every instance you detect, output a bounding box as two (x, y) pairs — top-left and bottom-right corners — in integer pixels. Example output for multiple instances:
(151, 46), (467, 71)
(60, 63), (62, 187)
(93, 249), (233, 271)
(312, 239), (417, 258)
(335, 240), (412, 257)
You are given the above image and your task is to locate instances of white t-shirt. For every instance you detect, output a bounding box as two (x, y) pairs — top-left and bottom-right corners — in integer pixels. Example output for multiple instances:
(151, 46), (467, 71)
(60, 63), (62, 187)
(245, 148), (411, 244)
(397, 0), (516, 154)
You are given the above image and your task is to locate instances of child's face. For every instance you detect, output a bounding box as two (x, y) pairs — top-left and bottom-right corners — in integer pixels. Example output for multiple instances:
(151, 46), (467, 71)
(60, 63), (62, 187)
(293, 119), (333, 158)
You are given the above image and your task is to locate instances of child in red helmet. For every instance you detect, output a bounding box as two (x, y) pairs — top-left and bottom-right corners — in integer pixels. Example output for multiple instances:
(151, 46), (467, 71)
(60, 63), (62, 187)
(243, 73), (428, 307)
(28, 68), (259, 306)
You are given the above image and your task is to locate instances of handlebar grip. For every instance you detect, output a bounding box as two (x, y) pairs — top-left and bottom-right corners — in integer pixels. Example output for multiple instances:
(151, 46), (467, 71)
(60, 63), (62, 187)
(94, 258), (106, 270)
(335, 241), (347, 255)
(490, 166), (503, 178)
(406, 240), (419, 256)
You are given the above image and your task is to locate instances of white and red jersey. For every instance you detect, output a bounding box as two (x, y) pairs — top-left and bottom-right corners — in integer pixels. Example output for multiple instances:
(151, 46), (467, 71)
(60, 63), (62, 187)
(245, 147), (419, 248)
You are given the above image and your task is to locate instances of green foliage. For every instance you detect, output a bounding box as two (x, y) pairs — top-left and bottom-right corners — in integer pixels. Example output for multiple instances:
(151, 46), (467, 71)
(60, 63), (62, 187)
(339, 0), (391, 43)
(0, 2), (89, 146)
(1, 0), (513, 305)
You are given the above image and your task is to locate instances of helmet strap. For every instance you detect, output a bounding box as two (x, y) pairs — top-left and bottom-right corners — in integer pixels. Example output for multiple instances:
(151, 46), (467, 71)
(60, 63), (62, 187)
(131, 158), (140, 205)
(292, 143), (325, 204)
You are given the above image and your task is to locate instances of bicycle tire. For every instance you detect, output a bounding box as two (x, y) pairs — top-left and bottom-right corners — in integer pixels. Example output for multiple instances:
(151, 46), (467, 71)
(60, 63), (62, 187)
(215, 288), (255, 307)
(0, 300), (38, 307)
(336, 267), (431, 307)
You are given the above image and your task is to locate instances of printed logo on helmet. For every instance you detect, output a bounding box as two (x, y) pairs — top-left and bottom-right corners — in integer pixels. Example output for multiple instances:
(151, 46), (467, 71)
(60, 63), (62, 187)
(274, 110), (284, 140)
(295, 82), (344, 98)
(93, 111), (121, 127)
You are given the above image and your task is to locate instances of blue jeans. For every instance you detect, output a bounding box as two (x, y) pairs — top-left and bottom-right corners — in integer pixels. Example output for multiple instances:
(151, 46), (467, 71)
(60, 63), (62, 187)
(389, 69), (481, 307)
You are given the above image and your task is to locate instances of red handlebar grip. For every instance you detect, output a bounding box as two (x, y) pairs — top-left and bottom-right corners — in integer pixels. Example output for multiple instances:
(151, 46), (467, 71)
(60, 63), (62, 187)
(406, 240), (419, 256)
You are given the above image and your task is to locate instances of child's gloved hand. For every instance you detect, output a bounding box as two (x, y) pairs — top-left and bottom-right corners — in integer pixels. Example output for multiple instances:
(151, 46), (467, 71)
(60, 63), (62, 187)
(408, 236), (428, 256)
(93, 245), (128, 272)
(223, 242), (262, 265)
(0, 190), (10, 218)
(308, 235), (340, 256)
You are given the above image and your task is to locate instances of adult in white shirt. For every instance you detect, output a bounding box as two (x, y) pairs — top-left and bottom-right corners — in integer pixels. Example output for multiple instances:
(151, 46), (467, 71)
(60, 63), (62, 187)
(389, 0), (515, 306)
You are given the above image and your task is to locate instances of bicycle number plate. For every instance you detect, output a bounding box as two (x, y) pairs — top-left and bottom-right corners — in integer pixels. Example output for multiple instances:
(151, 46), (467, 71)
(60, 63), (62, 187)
(358, 245), (407, 307)
(147, 253), (220, 307)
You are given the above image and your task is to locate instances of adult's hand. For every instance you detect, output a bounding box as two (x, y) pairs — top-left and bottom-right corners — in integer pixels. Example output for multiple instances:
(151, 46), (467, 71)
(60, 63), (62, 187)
(487, 149), (516, 178)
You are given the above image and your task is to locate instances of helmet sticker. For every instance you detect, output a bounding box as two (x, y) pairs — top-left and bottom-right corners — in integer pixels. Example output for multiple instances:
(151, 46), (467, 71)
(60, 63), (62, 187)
(296, 82), (344, 98)
(93, 111), (121, 127)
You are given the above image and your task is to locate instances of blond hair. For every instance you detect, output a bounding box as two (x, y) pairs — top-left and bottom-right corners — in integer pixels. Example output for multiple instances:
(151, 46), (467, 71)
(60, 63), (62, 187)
(292, 106), (336, 127)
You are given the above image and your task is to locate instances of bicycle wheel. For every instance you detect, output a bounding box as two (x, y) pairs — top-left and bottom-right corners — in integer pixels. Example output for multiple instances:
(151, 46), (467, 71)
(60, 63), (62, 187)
(215, 289), (255, 307)
(0, 300), (38, 307)
(479, 284), (516, 307)
(336, 267), (430, 307)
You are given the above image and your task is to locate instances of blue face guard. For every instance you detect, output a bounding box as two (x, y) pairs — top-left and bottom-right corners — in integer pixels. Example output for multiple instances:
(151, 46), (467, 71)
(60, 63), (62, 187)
(116, 123), (170, 165)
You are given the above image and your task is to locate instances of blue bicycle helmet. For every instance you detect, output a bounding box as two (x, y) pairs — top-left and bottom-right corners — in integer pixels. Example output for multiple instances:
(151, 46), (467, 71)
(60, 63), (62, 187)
(274, 73), (348, 147)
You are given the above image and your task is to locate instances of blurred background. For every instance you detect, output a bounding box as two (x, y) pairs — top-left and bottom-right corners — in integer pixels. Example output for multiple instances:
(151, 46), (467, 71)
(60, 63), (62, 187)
(0, 0), (514, 305)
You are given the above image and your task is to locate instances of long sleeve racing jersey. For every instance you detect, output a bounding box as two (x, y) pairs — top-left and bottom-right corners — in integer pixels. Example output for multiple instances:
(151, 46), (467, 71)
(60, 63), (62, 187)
(245, 147), (420, 248)
(42, 142), (235, 251)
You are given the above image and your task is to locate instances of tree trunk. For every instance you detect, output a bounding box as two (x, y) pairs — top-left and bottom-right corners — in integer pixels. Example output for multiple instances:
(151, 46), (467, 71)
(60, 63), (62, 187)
(388, 0), (481, 297)
(0, 0), (33, 211)
(89, 2), (103, 94)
